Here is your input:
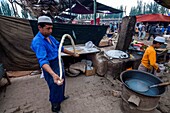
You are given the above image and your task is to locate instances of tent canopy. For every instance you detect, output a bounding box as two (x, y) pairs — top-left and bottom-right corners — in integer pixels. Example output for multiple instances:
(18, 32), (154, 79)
(12, 0), (122, 17)
(136, 14), (170, 22)
(66, 1), (123, 14)
(58, 13), (77, 19)
(66, 1), (94, 14)
(54, 13), (77, 22)
(154, 0), (170, 9)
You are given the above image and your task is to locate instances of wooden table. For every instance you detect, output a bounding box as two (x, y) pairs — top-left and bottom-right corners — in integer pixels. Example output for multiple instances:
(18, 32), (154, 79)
(61, 44), (100, 56)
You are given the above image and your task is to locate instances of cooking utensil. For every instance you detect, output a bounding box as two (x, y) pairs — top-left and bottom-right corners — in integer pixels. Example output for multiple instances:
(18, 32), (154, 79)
(149, 81), (170, 88)
(141, 81), (170, 92)
(125, 79), (150, 92)
(126, 79), (170, 92)
(121, 70), (166, 96)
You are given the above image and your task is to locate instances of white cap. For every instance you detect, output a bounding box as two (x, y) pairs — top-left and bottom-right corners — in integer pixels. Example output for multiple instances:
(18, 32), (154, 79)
(38, 16), (52, 23)
(154, 36), (165, 44)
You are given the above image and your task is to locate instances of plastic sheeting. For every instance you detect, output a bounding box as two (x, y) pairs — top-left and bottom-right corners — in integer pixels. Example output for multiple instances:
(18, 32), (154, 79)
(105, 50), (129, 59)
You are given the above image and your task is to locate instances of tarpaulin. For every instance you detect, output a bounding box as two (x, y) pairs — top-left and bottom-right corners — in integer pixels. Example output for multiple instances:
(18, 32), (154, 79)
(66, 1), (123, 14)
(136, 14), (170, 22)
(0, 15), (107, 71)
(0, 15), (39, 71)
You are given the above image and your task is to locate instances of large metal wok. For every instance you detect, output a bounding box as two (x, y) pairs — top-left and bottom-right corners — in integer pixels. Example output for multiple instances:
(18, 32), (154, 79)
(120, 70), (166, 97)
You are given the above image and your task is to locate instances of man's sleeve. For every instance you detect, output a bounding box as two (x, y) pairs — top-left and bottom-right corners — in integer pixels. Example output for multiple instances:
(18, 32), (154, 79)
(32, 42), (49, 68)
(149, 51), (158, 70)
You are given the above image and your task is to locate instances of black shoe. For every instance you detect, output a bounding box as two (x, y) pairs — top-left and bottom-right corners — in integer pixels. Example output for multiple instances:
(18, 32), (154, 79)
(51, 103), (61, 112)
(52, 111), (63, 113)
(64, 95), (70, 100)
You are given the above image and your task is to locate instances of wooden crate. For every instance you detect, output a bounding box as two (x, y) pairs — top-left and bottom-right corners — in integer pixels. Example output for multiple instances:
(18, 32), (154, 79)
(85, 67), (96, 76)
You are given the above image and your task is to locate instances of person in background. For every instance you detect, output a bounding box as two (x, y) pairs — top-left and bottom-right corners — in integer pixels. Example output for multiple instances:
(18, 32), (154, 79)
(167, 24), (170, 35)
(113, 22), (117, 32)
(138, 23), (142, 40)
(141, 23), (146, 40)
(155, 24), (161, 35)
(109, 23), (114, 32)
(160, 26), (165, 36)
(31, 16), (79, 113)
(118, 22), (122, 33)
(145, 23), (149, 33)
(138, 36), (166, 75)
(147, 24), (157, 41)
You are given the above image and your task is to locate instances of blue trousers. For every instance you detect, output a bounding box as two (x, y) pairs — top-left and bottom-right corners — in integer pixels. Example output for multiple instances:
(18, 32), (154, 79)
(43, 58), (65, 104)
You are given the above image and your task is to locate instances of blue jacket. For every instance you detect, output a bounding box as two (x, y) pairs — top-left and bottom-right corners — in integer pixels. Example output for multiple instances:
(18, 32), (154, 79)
(31, 32), (64, 67)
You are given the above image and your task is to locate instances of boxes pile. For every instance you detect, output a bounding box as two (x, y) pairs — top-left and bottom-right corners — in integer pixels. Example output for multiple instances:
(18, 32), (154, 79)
(81, 59), (96, 76)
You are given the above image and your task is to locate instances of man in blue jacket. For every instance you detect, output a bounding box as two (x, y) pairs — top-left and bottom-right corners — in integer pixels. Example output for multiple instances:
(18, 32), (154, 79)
(31, 16), (79, 113)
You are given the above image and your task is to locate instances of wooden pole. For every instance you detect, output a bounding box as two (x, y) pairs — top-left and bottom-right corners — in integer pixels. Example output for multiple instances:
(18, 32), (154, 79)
(8, 0), (16, 17)
(14, 2), (19, 17)
(69, 0), (72, 20)
(93, 0), (96, 25)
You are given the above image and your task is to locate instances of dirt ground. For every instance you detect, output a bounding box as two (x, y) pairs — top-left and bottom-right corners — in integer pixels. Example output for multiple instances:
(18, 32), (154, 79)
(0, 74), (124, 113)
(0, 36), (170, 113)
(0, 71), (170, 113)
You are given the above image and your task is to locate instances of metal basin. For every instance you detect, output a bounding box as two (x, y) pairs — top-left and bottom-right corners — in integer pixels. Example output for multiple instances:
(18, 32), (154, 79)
(120, 70), (166, 97)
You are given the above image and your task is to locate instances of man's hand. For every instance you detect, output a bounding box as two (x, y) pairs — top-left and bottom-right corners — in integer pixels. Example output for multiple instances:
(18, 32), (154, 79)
(73, 53), (79, 57)
(53, 75), (64, 85)
(156, 68), (161, 73)
(42, 64), (64, 85)
(63, 49), (79, 57)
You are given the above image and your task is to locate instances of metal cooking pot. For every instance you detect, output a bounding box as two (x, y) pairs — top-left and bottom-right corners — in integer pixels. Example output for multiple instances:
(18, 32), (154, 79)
(120, 70), (166, 97)
(120, 70), (166, 113)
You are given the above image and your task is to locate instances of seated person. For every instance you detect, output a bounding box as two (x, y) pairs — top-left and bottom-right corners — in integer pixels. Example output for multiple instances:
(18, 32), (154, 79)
(106, 27), (113, 38)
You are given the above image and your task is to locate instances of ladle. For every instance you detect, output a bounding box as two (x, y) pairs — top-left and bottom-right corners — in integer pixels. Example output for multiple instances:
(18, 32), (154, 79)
(138, 81), (170, 92)
(125, 79), (170, 93)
